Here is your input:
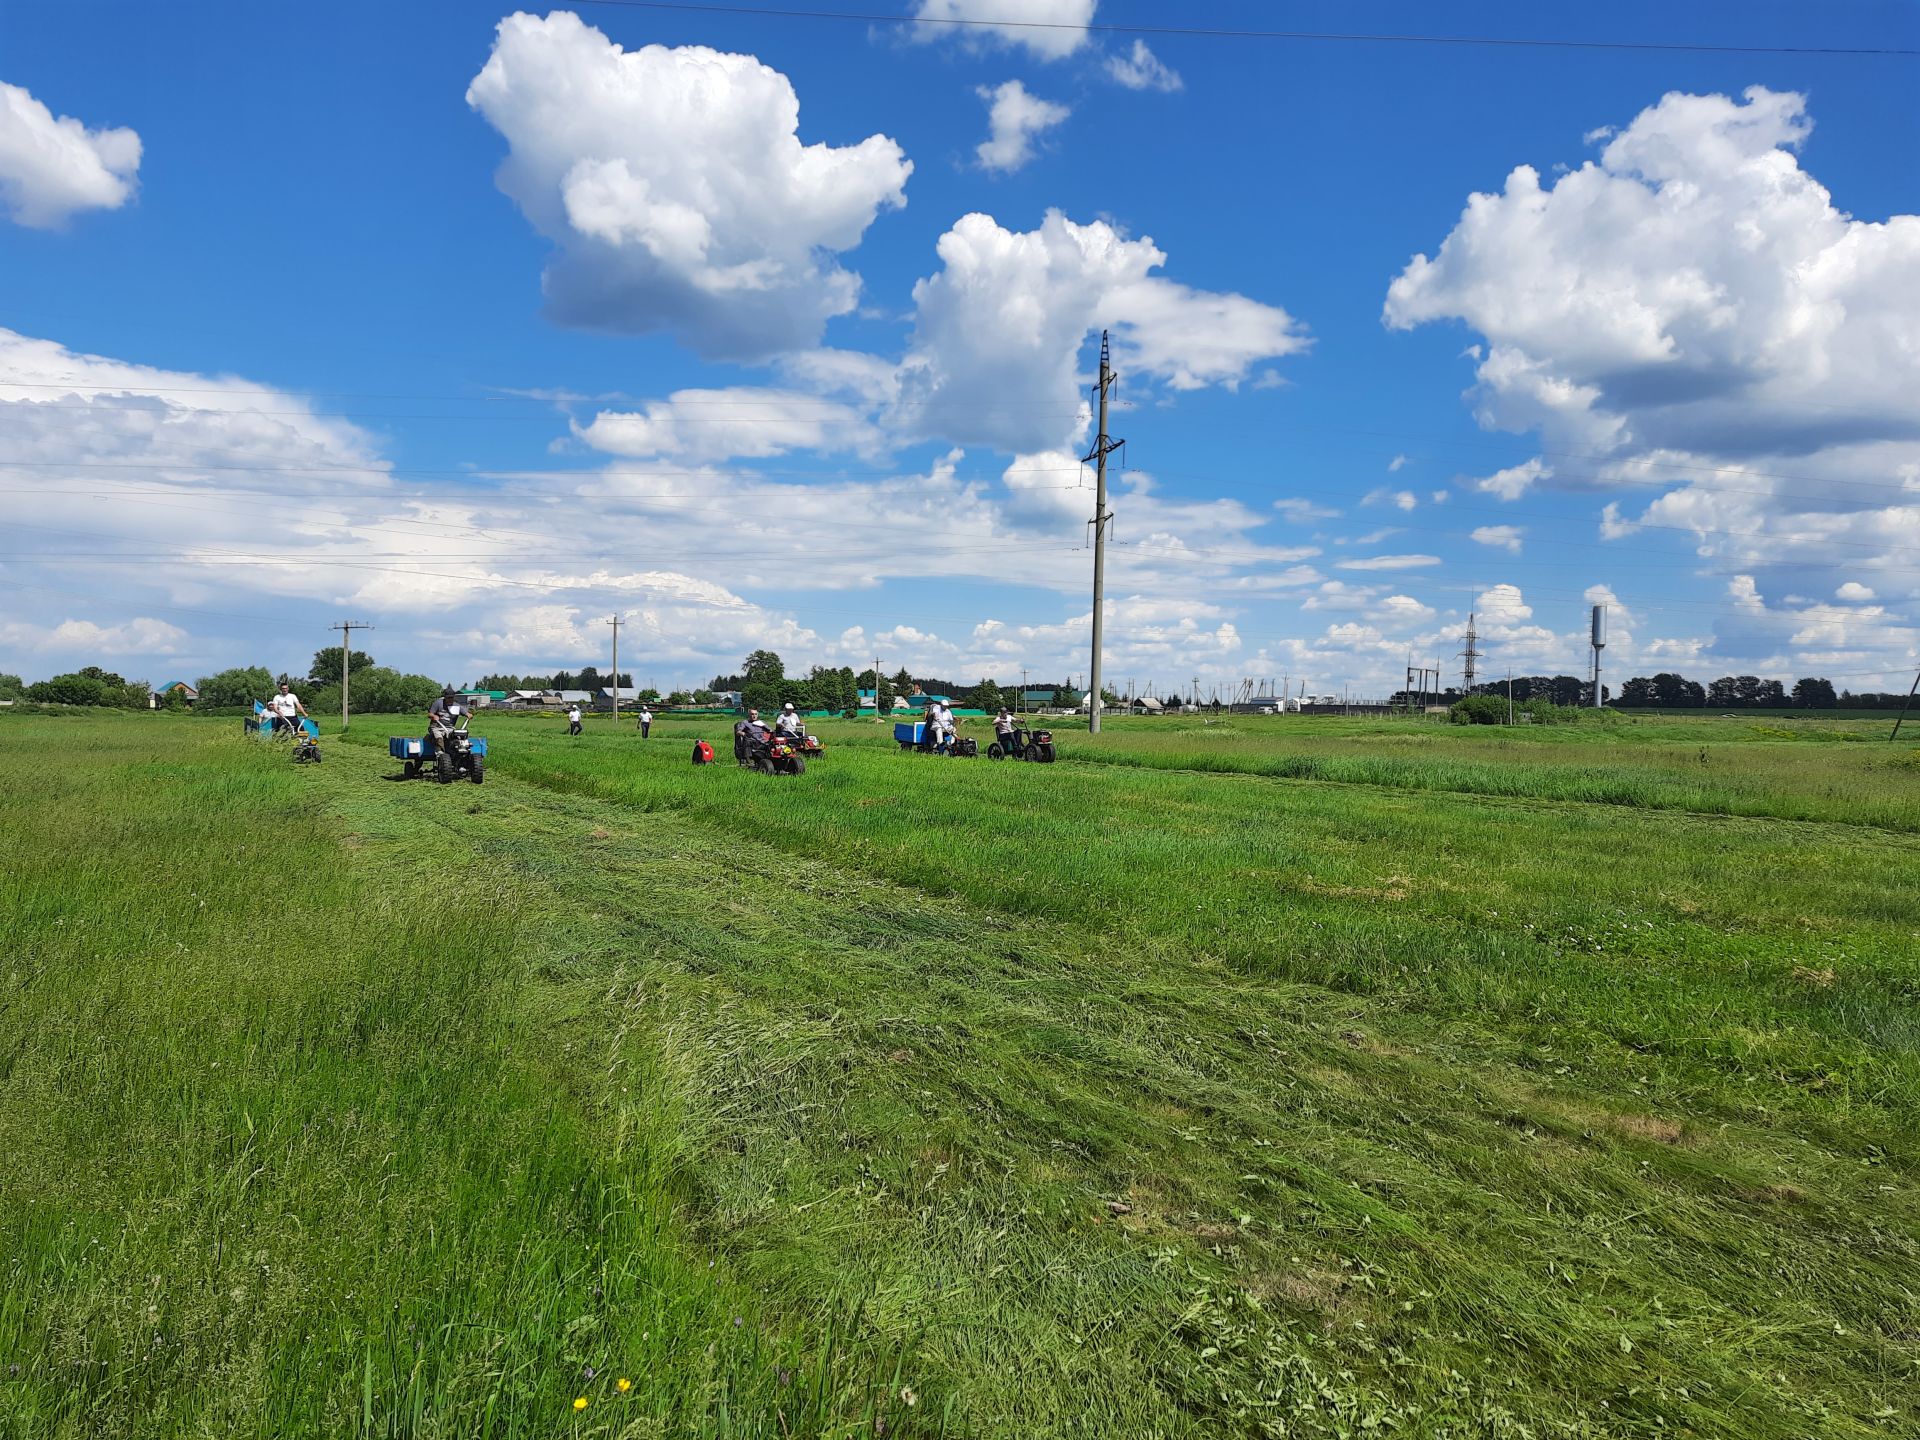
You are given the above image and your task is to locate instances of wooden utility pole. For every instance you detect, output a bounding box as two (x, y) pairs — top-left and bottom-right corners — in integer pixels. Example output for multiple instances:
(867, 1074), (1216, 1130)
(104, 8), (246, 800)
(335, 620), (372, 731)
(1891, 670), (1920, 741)
(1083, 330), (1122, 734)
(607, 614), (622, 723)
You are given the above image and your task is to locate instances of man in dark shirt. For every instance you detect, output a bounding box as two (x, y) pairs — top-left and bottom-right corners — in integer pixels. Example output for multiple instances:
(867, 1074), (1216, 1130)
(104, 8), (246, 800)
(426, 688), (459, 751)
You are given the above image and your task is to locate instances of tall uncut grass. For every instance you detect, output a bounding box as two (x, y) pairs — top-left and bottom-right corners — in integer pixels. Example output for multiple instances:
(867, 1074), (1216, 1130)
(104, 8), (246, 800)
(7, 711), (1918, 1437)
(0, 718), (911, 1438)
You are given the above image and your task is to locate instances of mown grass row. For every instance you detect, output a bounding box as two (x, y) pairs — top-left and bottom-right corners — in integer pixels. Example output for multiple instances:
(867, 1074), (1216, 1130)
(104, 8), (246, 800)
(456, 723), (1920, 1122)
(328, 714), (1920, 1436)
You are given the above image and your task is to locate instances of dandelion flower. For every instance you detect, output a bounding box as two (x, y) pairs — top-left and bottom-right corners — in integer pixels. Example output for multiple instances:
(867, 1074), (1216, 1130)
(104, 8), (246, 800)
(617, 1378), (631, 1393)
(573, 1397), (589, 1411)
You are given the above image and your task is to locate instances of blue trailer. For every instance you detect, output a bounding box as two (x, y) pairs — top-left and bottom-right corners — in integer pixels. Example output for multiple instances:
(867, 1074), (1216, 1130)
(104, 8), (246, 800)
(389, 728), (488, 784)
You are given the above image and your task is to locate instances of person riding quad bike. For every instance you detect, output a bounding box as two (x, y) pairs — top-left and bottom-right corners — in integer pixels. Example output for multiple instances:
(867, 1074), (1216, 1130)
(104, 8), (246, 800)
(427, 688), (459, 753)
(733, 708), (771, 762)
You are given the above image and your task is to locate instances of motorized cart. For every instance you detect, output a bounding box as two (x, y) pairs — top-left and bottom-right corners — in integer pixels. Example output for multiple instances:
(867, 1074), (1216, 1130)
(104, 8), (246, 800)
(389, 715), (487, 784)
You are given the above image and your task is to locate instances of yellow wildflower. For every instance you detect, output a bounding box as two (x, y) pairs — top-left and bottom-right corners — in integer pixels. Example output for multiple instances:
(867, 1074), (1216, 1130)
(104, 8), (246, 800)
(573, 1396), (589, 1411)
(617, 1377), (632, 1393)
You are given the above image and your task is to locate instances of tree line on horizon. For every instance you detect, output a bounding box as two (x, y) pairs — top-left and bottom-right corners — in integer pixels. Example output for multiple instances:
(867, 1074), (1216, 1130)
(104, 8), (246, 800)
(10, 650), (1905, 714)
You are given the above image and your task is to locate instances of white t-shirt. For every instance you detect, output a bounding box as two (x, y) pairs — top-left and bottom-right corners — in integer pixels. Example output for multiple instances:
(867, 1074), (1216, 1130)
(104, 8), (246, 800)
(268, 692), (299, 717)
(777, 711), (802, 736)
(638, 708), (653, 722)
(568, 706), (581, 722)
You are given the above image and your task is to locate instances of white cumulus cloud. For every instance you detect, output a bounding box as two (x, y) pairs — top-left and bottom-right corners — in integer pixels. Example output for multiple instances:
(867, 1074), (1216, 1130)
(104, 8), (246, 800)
(573, 387), (880, 463)
(1471, 524), (1524, 553)
(911, 0), (1097, 60)
(975, 80), (1070, 174)
(466, 10), (911, 360)
(1105, 40), (1183, 92)
(1475, 457), (1549, 502)
(0, 80), (141, 228)
(1386, 85), (1920, 601)
(895, 209), (1307, 452)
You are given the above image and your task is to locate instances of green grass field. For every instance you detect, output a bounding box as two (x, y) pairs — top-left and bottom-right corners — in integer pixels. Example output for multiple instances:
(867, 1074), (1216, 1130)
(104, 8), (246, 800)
(3, 709), (1916, 1437)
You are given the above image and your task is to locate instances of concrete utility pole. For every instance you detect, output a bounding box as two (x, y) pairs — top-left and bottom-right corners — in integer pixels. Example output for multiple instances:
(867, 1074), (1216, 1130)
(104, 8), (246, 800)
(607, 614), (622, 724)
(1589, 604), (1608, 708)
(335, 620), (372, 731)
(1083, 330), (1122, 734)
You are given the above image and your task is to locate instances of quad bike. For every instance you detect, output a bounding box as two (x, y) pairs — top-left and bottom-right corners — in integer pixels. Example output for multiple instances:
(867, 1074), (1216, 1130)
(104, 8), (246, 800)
(988, 726), (1055, 763)
(743, 732), (806, 776)
(772, 723), (825, 757)
(389, 711), (488, 784)
(894, 721), (974, 757)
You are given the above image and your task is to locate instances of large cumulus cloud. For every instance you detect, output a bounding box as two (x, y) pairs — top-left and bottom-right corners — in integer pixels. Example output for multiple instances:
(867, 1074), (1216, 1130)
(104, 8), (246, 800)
(1384, 87), (1920, 596)
(895, 210), (1308, 452)
(467, 10), (912, 360)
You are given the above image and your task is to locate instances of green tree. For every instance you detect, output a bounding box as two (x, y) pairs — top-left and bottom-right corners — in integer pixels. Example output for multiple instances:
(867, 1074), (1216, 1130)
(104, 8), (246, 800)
(969, 678), (1004, 713)
(0, 673), (23, 701)
(197, 665), (275, 708)
(27, 673), (110, 705)
(310, 647), (375, 685)
(1792, 677), (1836, 708)
(309, 668), (444, 715)
(742, 650), (786, 686)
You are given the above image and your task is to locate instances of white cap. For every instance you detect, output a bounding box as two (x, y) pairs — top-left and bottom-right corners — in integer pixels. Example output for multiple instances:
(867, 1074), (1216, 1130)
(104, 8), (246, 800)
(783, 702), (795, 710)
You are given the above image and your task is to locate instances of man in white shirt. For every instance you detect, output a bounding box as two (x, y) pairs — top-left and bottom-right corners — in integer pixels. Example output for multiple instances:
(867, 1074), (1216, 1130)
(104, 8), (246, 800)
(567, 703), (582, 736)
(266, 681), (308, 735)
(929, 700), (955, 754)
(636, 704), (653, 738)
(775, 702), (804, 740)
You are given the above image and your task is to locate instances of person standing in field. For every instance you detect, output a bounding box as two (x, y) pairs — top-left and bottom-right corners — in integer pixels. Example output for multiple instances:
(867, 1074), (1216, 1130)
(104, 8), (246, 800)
(567, 703), (582, 736)
(637, 703), (653, 738)
(266, 680), (308, 735)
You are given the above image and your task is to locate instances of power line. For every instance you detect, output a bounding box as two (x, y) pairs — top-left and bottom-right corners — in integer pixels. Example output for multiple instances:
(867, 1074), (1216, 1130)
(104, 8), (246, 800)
(567, 0), (1920, 57)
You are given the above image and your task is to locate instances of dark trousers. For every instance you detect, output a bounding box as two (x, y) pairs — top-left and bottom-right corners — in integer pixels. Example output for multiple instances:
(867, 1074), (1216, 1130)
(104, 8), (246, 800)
(640, 721), (650, 737)
(569, 720), (581, 735)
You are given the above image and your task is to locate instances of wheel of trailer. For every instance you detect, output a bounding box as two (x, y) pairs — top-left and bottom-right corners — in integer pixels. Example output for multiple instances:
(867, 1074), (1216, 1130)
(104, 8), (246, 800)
(1033, 743), (1055, 763)
(987, 742), (1006, 760)
(470, 757), (485, 785)
(436, 750), (456, 784)
(404, 758), (420, 779)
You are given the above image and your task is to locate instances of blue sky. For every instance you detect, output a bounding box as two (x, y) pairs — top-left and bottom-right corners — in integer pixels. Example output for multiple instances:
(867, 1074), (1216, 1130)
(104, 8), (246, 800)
(2, 0), (1915, 697)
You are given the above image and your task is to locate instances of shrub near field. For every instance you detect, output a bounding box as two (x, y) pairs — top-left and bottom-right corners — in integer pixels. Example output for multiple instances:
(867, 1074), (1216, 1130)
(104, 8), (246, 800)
(5, 711), (1918, 1437)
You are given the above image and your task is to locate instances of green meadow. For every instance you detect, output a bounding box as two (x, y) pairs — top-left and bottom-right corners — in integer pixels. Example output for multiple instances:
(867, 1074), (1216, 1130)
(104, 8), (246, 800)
(3, 709), (1916, 1437)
